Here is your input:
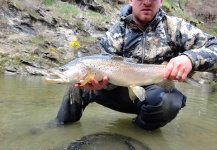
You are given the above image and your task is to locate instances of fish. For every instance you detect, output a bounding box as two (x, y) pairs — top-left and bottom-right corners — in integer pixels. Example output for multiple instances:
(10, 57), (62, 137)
(45, 55), (201, 101)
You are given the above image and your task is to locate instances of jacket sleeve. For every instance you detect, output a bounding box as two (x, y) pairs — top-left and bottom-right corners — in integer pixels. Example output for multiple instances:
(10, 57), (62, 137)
(99, 21), (125, 56)
(166, 16), (217, 72)
(183, 32), (217, 72)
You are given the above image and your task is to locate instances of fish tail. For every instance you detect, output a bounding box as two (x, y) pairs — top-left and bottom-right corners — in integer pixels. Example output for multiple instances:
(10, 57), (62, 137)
(185, 77), (202, 87)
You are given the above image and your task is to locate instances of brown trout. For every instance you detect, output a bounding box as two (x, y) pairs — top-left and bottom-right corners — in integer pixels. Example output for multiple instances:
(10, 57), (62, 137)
(45, 55), (201, 101)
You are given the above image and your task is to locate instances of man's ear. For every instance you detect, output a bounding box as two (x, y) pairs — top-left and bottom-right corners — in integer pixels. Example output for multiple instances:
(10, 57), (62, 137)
(160, 0), (163, 7)
(129, 0), (132, 6)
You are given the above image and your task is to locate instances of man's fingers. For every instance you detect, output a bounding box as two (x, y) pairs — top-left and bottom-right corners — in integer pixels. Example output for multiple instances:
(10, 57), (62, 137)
(164, 61), (173, 80)
(92, 76), (109, 90)
(164, 58), (183, 80)
(178, 72), (187, 82)
(164, 55), (193, 81)
(102, 76), (109, 87)
(90, 78), (101, 89)
(75, 76), (109, 90)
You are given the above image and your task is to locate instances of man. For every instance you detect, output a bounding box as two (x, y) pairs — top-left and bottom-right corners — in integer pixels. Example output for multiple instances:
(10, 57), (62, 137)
(56, 0), (217, 131)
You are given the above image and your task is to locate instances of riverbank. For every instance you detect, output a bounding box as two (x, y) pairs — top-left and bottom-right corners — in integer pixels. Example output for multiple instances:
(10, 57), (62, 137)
(0, 0), (216, 83)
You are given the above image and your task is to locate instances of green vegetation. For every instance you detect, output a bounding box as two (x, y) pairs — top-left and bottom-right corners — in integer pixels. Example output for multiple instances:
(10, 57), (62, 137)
(5, 0), (217, 37)
(79, 36), (99, 44)
(0, 68), (4, 73)
(211, 20), (217, 36)
(163, 0), (217, 36)
(9, 0), (21, 7)
(0, 54), (6, 70)
(163, 0), (175, 11)
(69, 39), (81, 49)
(83, 11), (111, 23)
(212, 26), (217, 34)
(30, 35), (47, 44)
(26, 9), (41, 19)
(44, 0), (58, 6)
(48, 1), (111, 23)
(176, 9), (198, 23)
(50, 1), (80, 20)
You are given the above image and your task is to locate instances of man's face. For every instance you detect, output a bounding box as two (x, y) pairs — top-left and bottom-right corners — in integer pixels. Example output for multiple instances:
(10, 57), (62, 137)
(129, 0), (163, 27)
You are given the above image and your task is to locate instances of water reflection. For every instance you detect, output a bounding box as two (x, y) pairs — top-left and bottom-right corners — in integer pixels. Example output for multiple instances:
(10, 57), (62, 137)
(0, 74), (217, 150)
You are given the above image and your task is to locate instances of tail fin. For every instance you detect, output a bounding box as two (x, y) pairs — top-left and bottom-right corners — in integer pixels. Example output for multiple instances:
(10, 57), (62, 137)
(185, 77), (202, 87)
(186, 72), (202, 87)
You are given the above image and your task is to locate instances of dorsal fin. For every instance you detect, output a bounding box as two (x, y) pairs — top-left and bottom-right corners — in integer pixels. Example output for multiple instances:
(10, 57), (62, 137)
(110, 55), (124, 61)
(161, 61), (168, 65)
(110, 55), (138, 63)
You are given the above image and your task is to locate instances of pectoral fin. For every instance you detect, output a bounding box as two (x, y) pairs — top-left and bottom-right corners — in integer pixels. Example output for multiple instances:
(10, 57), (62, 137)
(79, 73), (96, 86)
(128, 86), (146, 102)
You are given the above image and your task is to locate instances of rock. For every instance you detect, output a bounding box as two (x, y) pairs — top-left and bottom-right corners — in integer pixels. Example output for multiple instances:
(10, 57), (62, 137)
(192, 72), (216, 84)
(8, 18), (37, 35)
(5, 66), (17, 73)
(64, 0), (106, 14)
(25, 66), (49, 76)
(103, 0), (126, 6)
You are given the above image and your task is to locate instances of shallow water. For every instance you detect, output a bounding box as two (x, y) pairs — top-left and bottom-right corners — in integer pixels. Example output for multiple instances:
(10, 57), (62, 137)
(0, 74), (217, 150)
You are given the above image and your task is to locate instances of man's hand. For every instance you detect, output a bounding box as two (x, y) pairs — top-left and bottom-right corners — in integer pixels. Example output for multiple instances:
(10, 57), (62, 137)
(163, 55), (193, 82)
(75, 76), (109, 90)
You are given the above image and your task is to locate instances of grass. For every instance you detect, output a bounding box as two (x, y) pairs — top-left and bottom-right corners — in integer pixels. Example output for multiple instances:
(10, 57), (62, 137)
(26, 8), (42, 19)
(83, 11), (111, 23)
(44, 0), (58, 6)
(163, 0), (217, 36)
(49, 1), (80, 20)
(78, 36), (99, 44)
(8, 0), (20, 6)
(212, 26), (217, 36)
(163, 0), (175, 11)
(30, 35), (46, 44)
(48, 1), (111, 23)
(176, 9), (198, 23)
(211, 20), (217, 36)
(60, 3), (80, 16)
(7, 0), (217, 38)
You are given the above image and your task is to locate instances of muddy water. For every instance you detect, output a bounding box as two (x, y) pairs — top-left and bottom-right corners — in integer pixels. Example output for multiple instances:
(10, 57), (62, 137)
(0, 74), (217, 150)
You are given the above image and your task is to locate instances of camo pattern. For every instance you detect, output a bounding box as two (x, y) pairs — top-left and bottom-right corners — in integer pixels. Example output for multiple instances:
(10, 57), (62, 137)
(99, 8), (217, 72)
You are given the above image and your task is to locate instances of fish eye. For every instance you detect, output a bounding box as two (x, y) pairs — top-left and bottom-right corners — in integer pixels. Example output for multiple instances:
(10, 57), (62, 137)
(59, 68), (65, 72)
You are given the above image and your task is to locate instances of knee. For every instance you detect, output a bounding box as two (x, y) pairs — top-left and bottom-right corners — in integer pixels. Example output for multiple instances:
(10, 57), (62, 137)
(135, 91), (186, 131)
(160, 92), (185, 121)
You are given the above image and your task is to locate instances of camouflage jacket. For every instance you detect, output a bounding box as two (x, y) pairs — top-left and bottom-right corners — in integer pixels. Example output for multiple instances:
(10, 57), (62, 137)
(99, 8), (217, 72)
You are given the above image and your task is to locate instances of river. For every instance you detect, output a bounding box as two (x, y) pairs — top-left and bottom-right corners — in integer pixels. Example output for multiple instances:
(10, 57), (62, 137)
(0, 74), (217, 150)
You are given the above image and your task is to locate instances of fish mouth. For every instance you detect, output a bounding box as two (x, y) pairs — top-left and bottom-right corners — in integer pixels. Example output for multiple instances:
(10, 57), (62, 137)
(44, 70), (70, 84)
